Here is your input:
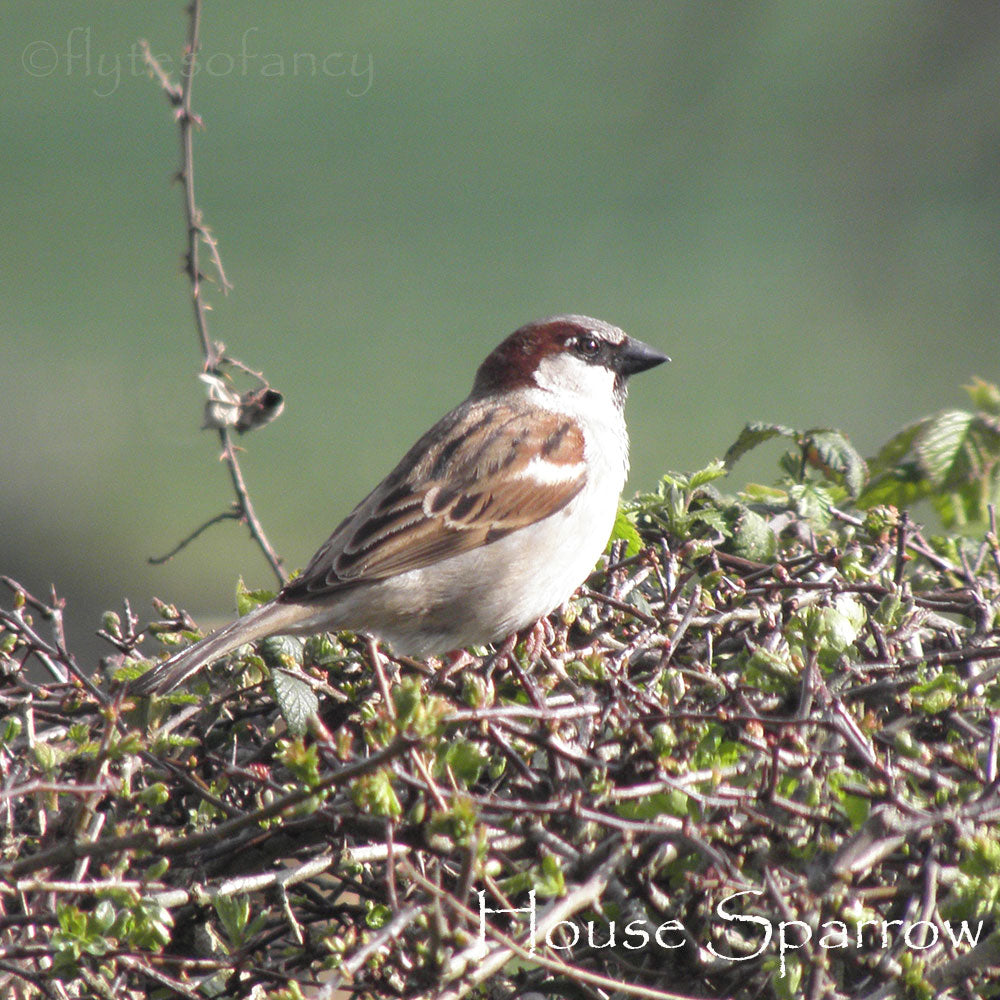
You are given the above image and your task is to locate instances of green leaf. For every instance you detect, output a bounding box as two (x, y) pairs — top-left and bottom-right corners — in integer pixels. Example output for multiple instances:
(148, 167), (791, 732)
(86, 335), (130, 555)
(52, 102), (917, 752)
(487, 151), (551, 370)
(365, 902), (392, 929)
(113, 658), (156, 683)
(868, 418), (925, 477)
(393, 678), (421, 723)
(858, 468), (925, 511)
(727, 505), (777, 561)
(823, 595), (868, 653)
(277, 737), (321, 786)
(860, 417), (928, 510)
(910, 673), (963, 715)
(443, 739), (489, 785)
(426, 797), (479, 847)
(861, 404), (1000, 525)
(914, 409), (974, 487)
(122, 898), (174, 951)
(534, 853), (566, 897)
(744, 643), (799, 694)
(841, 792), (871, 830)
(0, 630), (17, 658)
(740, 483), (789, 505)
(802, 429), (868, 497)
(33, 741), (61, 771)
(392, 678), (447, 737)
(694, 726), (743, 769)
(236, 577), (276, 616)
(303, 632), (345, 669)
(772, 955), (803, 998)
(140, 782), (170, 807)
(788, 483), (836, 529)
(258, 633), (303, 668)
(351, 769), (402, 817)
(610, 506), (643, 557)
(0, 715), (22, 743)
(617, 789), (691, 820)
(724, 422), (797, 470)
(959, 832), (1000, 878)
(651, 723), (677, 758)
(214, 895), (251, 949)
(687, 459), (729, 489)
(92, 899), (116, 934)
(690, 506), (730, 534)
(271, 669), (319, 736)
(965, 377), (1000, 416)
(787, 596), (866, 667)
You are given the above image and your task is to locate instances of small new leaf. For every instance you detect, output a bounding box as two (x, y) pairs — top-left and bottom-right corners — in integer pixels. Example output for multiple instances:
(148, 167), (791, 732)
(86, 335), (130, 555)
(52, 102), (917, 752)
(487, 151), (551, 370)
(351, 769), (403, 817)
(610, 507), (643, 558)
(236, 578), (276, 617)
(965, 377), (1000, 416)
(687, 458), (728, 490)
(910, 673), (963, 715)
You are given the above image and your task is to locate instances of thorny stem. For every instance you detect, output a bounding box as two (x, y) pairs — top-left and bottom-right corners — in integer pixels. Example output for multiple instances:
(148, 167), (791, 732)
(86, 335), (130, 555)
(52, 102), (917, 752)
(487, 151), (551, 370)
(147, 508), (240, 566)
(399, 851), (702, 1000)
(1, 736), (417, 881)
(140, 0), (286, 584)
(4, 531), (1000, 995)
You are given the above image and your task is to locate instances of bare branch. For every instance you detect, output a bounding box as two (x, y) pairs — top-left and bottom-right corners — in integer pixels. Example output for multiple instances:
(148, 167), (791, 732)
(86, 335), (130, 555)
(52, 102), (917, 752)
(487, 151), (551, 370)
(147, 507), (240, 565)
(139, 1), (285, 584)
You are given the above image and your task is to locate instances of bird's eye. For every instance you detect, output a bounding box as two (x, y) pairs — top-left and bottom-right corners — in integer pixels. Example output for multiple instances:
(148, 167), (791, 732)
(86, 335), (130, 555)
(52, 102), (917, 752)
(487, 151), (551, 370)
(573, 334), (601, 358)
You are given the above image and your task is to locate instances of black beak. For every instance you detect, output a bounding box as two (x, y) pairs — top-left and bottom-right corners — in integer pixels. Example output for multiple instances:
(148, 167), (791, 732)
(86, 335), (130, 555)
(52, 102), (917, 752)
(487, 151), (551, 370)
(618, 337), (670, 378)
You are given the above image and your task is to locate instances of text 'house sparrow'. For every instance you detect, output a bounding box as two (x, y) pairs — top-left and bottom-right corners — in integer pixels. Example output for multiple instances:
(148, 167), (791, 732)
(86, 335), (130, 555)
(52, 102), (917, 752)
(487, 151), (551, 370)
(133, 315), (668, 694)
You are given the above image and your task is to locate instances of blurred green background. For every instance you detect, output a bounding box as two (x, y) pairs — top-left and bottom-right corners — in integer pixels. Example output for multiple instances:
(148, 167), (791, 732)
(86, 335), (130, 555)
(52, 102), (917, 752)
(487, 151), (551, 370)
(2, 2), (998, 667)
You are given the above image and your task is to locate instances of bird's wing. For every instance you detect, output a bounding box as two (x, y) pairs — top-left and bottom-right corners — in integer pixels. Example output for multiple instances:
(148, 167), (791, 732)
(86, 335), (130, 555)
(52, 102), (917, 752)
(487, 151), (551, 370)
(279, 398), (587, 603)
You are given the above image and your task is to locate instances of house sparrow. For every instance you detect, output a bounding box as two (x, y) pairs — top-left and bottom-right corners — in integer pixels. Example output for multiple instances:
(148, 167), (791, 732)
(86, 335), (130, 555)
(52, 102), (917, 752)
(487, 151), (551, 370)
(133, 315), (667, 694)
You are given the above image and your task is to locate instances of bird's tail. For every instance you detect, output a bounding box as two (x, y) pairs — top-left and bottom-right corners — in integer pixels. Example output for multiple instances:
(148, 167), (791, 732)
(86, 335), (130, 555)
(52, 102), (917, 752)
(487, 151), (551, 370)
(130, 600), (304, 695)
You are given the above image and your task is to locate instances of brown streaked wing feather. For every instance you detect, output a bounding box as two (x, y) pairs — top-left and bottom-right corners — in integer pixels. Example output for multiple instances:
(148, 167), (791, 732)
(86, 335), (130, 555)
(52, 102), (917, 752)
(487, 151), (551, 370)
(280, 400), (586, 602)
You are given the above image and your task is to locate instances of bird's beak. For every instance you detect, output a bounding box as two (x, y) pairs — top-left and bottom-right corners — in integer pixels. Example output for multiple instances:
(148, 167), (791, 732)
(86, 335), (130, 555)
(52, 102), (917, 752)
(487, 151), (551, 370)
(618, 337), (671, 377)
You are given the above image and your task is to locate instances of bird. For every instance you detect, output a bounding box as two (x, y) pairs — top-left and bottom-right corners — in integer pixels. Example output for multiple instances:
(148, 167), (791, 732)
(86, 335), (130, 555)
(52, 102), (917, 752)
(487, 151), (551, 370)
(132, 315), (668, 694)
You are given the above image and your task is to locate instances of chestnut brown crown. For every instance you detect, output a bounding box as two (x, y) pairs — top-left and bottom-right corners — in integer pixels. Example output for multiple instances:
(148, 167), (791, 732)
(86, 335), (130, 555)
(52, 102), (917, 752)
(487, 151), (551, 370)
(471, 315), (668, 398)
